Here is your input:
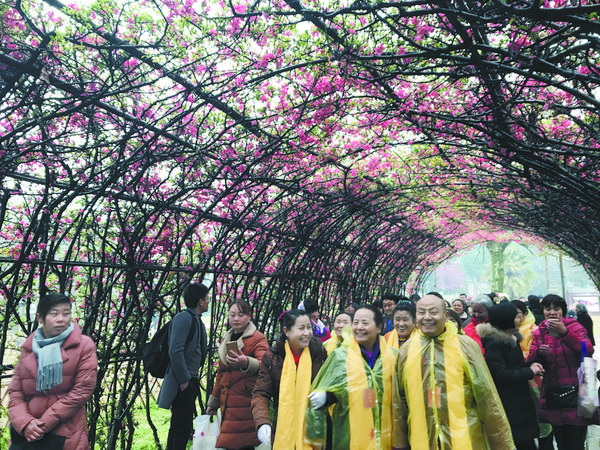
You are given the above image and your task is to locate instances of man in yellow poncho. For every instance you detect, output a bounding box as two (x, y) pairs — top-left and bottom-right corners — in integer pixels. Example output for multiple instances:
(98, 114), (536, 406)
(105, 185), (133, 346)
(392, 294), (514, 450)
(305, 304), (397, 450)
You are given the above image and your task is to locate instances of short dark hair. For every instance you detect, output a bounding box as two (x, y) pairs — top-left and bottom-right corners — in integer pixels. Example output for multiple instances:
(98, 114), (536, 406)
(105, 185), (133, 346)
(511, 300), (528, 315)
(408, 293), (421, 303)
(280, 309), (310, 334)
(488, 303), (518, 331)
(229, 299), (252, 316)
(381, 293), (400, 303)
(393, 302), (416, 321)
(303, 298), (319, 314)
(453, 298), (466, 308)
(447, 309), (463, 331)
(334, 311), (353, 322)
(426, 291), (444, 301)
(37, 293), (71, 319)
(355, 303), (384, 328)
(183, 283), (209, 308)
(541, 294), (568, 317)
(527, 295), (540, 307)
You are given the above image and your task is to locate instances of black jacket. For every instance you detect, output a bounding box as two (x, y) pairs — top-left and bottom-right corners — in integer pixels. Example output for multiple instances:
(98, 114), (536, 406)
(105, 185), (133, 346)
(479, 323), (539, 445)
(577, 311), (595, 346)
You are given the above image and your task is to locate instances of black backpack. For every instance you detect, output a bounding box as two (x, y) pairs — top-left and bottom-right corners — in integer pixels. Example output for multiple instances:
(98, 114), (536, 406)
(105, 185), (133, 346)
(142, 310), (198, 378)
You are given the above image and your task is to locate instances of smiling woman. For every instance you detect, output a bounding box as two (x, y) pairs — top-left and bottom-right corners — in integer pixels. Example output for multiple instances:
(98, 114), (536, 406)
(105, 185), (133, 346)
(305, 304), (397, 449)
(527, 294), (594, 450)
(251, 310), (327, 449)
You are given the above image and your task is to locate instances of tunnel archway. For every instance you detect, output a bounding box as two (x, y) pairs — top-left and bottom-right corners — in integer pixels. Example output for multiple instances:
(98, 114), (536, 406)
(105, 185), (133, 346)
(1, 0), (599, 447)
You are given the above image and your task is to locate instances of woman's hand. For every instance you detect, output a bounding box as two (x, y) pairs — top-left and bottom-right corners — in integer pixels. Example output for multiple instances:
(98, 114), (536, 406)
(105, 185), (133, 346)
(530, 362), (545, 377)
(226, 350), (249, 370)
(206, 406), (217, 415)
(537, 344), (550, 356)
(24, 419), (45, 442)
(547, 318), (567, 336)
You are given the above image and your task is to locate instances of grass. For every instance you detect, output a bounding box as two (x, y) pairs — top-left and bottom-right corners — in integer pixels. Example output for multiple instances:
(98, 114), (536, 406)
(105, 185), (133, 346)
(131, 401), (194, 450)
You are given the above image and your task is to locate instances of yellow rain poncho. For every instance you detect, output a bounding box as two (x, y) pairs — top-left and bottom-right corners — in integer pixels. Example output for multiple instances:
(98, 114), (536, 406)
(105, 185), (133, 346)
(384, 328), (415, 349)
(305, 335), (397, 450)
(518, 311), (537, 358)
(392, 322), (514, 450)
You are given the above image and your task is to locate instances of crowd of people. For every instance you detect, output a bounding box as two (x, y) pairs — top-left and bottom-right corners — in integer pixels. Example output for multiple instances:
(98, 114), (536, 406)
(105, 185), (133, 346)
(5, 286), (598, 450)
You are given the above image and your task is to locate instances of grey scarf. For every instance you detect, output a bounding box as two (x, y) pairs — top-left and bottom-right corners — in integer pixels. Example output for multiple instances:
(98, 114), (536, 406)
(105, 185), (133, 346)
(31, 322), (74, 392)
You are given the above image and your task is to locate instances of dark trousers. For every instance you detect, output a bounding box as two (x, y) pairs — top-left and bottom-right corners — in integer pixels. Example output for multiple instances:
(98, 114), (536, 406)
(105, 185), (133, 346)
(552, 424), (587, 450)
(166, 377), (199, 450)
(516, 439), (537, 450)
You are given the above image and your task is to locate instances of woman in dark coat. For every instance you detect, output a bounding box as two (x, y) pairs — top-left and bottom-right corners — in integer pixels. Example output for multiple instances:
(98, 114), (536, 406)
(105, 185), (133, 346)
(478, 302), (544, 450)
(576, 303), (595, 347)
(251, 309), (328, 448)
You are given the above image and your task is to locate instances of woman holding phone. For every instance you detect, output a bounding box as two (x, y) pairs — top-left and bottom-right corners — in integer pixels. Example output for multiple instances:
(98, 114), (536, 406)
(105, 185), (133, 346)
(527, 294), (593, 450)
(206, 300), (269, 450)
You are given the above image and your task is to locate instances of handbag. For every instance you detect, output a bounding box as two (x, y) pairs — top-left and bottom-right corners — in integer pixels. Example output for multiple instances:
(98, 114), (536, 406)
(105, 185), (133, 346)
(9, 424), (66, 450)
(545, 385), (579, 409)
(542, 334), (580, 409)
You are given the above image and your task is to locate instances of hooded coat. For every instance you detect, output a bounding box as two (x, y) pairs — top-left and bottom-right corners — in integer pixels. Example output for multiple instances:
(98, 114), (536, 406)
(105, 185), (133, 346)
(8, 322), (98, 450)
(251, 335), (327, 438)
(527, 317), (594, 425)
(478, 323), (539, 444)
(207, 322), (269, 449)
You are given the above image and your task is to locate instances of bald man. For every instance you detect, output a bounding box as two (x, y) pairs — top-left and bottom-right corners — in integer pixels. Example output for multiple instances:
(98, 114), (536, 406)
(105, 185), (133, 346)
(392, 294), (514, 450)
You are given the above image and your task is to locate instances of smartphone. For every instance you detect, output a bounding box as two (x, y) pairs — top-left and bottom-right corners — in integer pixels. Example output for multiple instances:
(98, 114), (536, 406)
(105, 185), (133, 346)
(226, 341), (239, 354)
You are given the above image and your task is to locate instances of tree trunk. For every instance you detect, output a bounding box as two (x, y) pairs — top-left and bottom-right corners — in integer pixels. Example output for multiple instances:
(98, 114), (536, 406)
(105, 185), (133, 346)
(486, 241), (509, 293)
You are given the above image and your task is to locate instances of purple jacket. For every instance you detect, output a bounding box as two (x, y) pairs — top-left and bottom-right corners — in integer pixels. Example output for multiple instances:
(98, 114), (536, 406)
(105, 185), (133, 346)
(527, 317), (594, 425)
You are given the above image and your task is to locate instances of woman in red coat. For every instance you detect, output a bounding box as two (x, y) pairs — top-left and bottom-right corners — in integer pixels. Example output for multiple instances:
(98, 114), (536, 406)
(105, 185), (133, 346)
(8, 293), (98, 450)
(206, 300), (269, 449)
(527, 294), (594, 450)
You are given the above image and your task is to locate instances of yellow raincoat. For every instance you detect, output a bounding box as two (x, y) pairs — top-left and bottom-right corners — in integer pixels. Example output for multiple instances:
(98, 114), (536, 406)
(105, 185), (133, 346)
(306, 335), (397, 449)
(392, 322), (514, 450)
(518, 311), (537, 358)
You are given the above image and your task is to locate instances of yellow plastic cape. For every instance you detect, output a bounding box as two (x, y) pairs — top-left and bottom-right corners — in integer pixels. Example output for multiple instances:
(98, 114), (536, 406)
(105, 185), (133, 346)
(274, 341), (312, 450)
(392, 322), (514, 450)
(305, 335), (397, 450)
(324, 336), (342, 354)
(385, 328), (415, 349)
(519, 311), (537, 357)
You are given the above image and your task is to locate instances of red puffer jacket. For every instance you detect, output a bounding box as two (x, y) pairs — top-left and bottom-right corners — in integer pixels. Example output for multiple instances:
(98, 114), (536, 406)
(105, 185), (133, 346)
(8, 322), (98, 450)
(527, 317), (593, 425)
(207, 323), (269, 449)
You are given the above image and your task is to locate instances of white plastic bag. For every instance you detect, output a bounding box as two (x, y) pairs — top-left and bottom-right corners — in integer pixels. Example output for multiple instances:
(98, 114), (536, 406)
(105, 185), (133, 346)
(578, 356), (599, 418)
(192, 412), (221, 450)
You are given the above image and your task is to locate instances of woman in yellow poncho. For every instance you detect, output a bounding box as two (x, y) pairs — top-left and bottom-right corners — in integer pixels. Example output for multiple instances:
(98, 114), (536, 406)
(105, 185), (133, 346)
(384, 302), (416, 349)
(324, 312), (353, 354)
(511, 300), (537, 357)
(305, 304), (397, 450)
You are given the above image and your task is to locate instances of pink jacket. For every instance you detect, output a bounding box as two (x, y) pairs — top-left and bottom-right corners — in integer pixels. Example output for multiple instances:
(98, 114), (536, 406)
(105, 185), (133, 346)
(8, 322), (98, 450)
(527, 317), (593, 425)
